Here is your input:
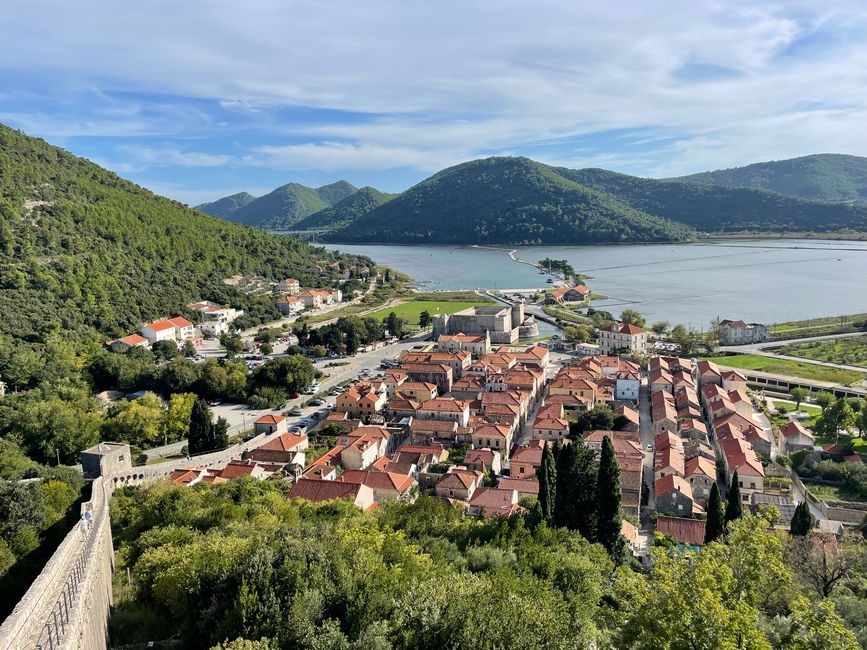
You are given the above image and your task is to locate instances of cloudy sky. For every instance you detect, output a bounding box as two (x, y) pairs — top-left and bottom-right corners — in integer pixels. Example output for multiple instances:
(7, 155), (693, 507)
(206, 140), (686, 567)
(2, 1), (867, 204)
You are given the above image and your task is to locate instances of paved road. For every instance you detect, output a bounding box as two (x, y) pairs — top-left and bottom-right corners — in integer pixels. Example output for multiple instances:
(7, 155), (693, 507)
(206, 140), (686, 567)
(636, 381), (654, 553)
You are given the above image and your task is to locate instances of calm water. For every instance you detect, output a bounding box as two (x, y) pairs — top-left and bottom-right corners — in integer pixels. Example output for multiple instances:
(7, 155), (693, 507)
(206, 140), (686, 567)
(322, 240), (867, 328)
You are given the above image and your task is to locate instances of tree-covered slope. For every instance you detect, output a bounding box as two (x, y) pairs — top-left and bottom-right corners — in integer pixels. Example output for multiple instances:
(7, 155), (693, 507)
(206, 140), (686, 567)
(557, 167), (867, 233)
(205, 180), (359, 229)
(670, 154), (867, 203)
(328, 157), (695, 245)
(0, 123), (363, 343)
(294, 186), (397, 231)
(194, 192), (256, 219)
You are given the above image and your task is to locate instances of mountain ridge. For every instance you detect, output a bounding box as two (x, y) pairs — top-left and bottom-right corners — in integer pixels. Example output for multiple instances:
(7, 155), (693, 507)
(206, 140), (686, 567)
(669, 153), (867, 203)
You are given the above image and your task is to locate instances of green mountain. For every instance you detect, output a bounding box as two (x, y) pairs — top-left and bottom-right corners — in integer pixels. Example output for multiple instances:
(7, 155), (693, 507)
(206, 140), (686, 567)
(670, 154), (867, 203)
(294, 186), (397, 231)
(327, 157), (695, 245)
(556, 167), (867, 233)
(194, 191), (256, 218)
(0, 123), (365, 343)
(199, 180), (358, 229)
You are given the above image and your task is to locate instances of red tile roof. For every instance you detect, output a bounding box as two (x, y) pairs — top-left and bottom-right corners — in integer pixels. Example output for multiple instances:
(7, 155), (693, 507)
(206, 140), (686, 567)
(289, 478), (363, 502)
(657, 515), (706, 546)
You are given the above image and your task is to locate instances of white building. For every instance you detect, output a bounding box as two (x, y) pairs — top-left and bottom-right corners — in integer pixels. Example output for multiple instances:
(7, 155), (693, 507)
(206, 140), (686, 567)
(718, 320), (770, 345)
(615, 372), (640, 401)
(598, 323), (648, 355)
(187, 301), (243, 336)
(140, 320), (178, 344)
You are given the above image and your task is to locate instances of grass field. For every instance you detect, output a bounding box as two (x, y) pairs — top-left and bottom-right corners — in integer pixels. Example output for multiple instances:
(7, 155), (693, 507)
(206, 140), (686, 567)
(779, 336), (867, 368)
(366, 300), (489, 323)
(769, 313), (867, 335)
(706, 354), (866, 385)
(807, 482), (866, 503)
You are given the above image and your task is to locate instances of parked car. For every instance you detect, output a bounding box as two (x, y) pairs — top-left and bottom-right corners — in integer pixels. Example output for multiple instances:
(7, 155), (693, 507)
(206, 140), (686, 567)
(289, 408), (302, 416)
(310, 399), (325, 406)
(289, 393), (300, 399)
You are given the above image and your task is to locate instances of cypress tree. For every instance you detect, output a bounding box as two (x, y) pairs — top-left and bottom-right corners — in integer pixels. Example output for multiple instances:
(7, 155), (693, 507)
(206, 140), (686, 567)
(553, 441), (575, 528)
(188, 398), (213, 455)
(724, 471), (743, 524)
(212, 416), (230, 451)
(572, 438), (599, 541)
(538, 442), (556, 523)
(790, 501), (814, 536)
(596, 435), (623, 555)
(704, 482), (725, 544)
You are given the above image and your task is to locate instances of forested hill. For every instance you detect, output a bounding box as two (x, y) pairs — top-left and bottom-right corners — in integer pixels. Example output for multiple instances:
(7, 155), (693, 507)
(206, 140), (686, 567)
(327, 157), (695, 245)
(0, 123), (364, 343)
(557, 167), (867, 233)
(198, 180), (358, 229)
(194, 191), (255, 218)
(294, 186), (397, 231)
(670, 153), (867, 203)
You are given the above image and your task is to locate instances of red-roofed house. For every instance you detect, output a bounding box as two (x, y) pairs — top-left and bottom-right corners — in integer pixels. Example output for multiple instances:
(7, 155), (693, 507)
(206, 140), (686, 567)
(466, 487), (523, 518)
(289, 478), (374, 509)
(337, 470), (416, 502)
(253, 414), (288, 436)
(248, 431), (309, 464)
(656, 515), (707, 546)
(655, 474), (696, 516)
(463, 448), (503, 475)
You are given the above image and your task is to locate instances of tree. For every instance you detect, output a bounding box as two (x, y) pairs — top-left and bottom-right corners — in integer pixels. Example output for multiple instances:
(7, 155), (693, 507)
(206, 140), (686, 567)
(555, 438), (598, 540)
(537, 442), (556, 523)
(596, 436), (624, 558)
(418, 310), (432, 328)
(384, 268), (391, 283)
(816, 391), (835, 412)
(568, 405), (614, 437)
(815, 397), (856, 444)
(790, 501), (814, 536)
(650, 321), (670, 335)
(102, 392), (164, 447)
(181, 340), (197, 357)
(163, 393), (196, 444)
(385, 312), (406, 339)
(725, 471), (743, 524)
(789, 387), (808, 412)
(220, 333), (245, 358)
(151, 339), (180, 361)
(259, 342), (273, 356)
(858, 403), (867, 438)
(312, 345), (327, 358)
(212, 416), (230, 450)
(619, 309), (646, 328)
(188, 398), (214, 455)
(669, 324), (696, 354)
(704, 482), (725, 544)
(787, 535), (865, 598)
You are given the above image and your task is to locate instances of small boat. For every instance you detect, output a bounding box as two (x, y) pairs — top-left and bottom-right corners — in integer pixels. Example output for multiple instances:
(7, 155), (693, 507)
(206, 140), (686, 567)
(547, 278), (554, 283)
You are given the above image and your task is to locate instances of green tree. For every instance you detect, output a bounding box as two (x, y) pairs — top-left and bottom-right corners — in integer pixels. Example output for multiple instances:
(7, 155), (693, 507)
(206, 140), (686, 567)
(650, 320), (670, 335)
(213, 416), (230, 451)
(151, 340), (180, 361)
(102, 393), (165, 447)
(181, 340), (197, 357)
(312, 345), (327, 358)
(220, 333), (245, 358)
(789, 387), (808, 411)
(669, 324), (696, 354)
(537, 442), (556, 523)
(725, 471), (743, 524)
(163, 393), (196, 444)
(385, 312), (406, 339)
(619, 309), (646, 328)
(596, 435), (624, 558)
(259, 342), (273, 356)
(815, 397), (856, 443)
(418, 310), (432, 328)
(789, 501), (814, 536)
(815, 391), (835, 412)
(704, 482), (725, 544)
(188, 398), (214, 455)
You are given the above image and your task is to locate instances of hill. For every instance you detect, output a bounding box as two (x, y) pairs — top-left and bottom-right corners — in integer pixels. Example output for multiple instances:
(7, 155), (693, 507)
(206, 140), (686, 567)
(199, 180), (358, 229)
(194, 191), (255, 218)
(670, 154), (867, 203)
(294, 186), (397, 231)
(327, 157), (695, 245)
(556, 167), (867, 233)
(0, 123), (365, 343)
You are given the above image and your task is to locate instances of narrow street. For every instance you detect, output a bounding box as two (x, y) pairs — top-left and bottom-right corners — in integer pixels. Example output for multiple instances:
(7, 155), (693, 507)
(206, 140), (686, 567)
(637, 381), (654, 552)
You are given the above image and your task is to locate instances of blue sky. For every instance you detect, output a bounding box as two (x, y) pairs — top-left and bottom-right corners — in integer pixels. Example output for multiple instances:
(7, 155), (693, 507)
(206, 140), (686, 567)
(2, 1), (867, 205)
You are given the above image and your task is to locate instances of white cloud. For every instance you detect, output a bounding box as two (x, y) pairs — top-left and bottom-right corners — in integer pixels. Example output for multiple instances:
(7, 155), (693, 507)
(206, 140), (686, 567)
(2, 0), (867, 177)
(115, 144), (233, 167)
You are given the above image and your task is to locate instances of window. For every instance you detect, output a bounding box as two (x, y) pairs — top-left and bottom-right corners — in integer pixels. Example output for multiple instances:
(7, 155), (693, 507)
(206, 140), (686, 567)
(519, 466), (525, 474)
(750, 482), (756, 489)
(118, 455), (125, 462)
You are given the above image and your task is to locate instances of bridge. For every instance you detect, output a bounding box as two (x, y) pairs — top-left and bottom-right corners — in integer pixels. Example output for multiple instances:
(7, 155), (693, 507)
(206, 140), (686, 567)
(0, 429), (291, 649)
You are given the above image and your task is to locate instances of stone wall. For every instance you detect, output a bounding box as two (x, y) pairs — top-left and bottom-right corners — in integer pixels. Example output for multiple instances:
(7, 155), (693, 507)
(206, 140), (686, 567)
(0, 427), (290, 649)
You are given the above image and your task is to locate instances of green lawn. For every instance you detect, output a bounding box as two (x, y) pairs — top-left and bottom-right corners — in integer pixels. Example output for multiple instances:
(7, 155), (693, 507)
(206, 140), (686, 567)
(706, 354), (866, 385)
(779, 336), (867, 368)
(366, 300), (490, 323)
(806, 482), (866, 503)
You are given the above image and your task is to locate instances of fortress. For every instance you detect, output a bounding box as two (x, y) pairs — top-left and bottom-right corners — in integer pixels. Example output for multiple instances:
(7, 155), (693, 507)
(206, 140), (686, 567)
(432, 303), (538, 344)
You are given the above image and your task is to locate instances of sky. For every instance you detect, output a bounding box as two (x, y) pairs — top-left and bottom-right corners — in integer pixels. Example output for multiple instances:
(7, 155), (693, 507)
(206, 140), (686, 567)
(2, 1), (867, 205)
